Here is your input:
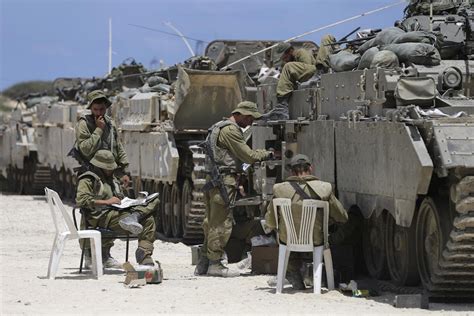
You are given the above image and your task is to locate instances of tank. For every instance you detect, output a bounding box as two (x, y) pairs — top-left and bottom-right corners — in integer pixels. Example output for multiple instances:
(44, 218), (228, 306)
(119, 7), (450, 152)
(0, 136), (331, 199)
(112, 40), (318, 242)
(249, 0), (474, 296)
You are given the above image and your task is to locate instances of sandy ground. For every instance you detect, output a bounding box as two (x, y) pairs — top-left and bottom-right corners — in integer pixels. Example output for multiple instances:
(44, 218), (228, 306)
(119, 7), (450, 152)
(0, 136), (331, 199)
(1, 193), (473, 315)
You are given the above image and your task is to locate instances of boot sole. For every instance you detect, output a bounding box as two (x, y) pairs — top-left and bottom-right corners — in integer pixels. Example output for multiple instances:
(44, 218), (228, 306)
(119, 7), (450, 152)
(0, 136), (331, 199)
(119, 221), (143, 235)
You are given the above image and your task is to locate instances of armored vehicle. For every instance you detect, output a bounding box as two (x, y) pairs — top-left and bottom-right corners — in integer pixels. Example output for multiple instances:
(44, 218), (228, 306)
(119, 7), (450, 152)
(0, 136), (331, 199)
(249, 0), (474, 296)
(113, 40), (317, 242)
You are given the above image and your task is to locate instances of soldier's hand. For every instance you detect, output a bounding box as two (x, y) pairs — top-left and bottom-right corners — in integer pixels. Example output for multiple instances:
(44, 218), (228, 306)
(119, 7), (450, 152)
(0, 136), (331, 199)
(108, 196), (121, 205)
(95, 115), (106, 130)
(121, 174), (130, 188)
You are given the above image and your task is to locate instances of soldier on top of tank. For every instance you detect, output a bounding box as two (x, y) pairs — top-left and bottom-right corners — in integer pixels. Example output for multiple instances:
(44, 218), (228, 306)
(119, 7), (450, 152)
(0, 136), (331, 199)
(74, 90), (130, 188)
(194, 101), (274, 277)
(262, 35), (337, 121)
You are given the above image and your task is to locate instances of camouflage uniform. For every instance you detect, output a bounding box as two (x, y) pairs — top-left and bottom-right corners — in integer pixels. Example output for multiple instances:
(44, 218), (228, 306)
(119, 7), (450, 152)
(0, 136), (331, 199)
(276, 48), (317, 98)
(75, 91), (129, 252)
(314, 34), (337, 73)
(265, 174), (348, 288)
(76, 151), (158, 264)
(75, 115), (129, 176)
(202, 118), (271, 261)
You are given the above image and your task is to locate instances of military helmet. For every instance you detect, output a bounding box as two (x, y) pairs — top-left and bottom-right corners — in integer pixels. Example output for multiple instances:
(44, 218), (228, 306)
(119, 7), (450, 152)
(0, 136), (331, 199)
(87, 90), (112, 109)
(274, 42), (293, 60)
(90, 150), (117, 170)
(232, 101), (262, 119)
(287, 154), (311, 168)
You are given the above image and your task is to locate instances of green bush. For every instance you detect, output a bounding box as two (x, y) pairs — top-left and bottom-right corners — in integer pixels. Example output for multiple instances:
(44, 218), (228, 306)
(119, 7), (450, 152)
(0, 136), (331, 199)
(2, 81), (54, 99)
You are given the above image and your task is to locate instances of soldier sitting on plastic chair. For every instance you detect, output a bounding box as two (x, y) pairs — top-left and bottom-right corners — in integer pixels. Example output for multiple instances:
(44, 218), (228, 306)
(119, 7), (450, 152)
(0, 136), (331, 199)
(263, 154), (348, 290)
(76, 150), (159, 268)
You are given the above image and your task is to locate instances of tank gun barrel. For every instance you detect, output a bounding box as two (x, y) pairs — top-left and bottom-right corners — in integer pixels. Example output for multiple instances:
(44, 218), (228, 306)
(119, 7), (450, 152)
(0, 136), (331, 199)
(220, 0), (405, 71)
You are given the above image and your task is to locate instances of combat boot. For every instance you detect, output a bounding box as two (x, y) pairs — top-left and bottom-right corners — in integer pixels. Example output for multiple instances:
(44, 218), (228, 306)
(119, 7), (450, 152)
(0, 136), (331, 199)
(194, 255), (209, 276)
(261, 96), (290, 121)
(136, 241), (155, 266)
(286, 270), (306, 290)
(119, 212), (143, 235)
(102, 247), (122, 269)
(207, 260), (240, 277)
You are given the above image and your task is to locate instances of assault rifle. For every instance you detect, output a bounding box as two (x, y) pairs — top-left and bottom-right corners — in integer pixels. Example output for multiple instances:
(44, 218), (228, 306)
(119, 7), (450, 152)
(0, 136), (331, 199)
(200, 141), (232, 207)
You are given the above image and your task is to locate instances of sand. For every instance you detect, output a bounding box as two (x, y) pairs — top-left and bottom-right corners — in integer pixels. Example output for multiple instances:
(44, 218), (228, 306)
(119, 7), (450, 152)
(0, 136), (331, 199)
(1, 193), (473, 315)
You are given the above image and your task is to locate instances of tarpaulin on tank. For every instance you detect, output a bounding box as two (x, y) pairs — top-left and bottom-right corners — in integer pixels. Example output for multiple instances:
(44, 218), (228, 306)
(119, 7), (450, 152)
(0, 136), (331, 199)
(328, 50), (361, 72)
(383, 43), (441, 65)
(173, 67), (245, 130)
(395, 77), (436, 106)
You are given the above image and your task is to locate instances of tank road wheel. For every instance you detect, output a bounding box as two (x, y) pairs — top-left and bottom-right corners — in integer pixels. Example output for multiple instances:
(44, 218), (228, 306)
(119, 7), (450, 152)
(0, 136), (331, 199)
(181, 180), (192, 236)
(416, 197), (450, 291)
(170, 183), (183, 238)
(132, 176), (142, 198)
(161, 183), (173, 237)
(362, 211), (389, 279)
(64, 170), (73, 200)
(70, 172), (77, 201)
(153, 181), (163, 233)
(385, 214), (420, 286)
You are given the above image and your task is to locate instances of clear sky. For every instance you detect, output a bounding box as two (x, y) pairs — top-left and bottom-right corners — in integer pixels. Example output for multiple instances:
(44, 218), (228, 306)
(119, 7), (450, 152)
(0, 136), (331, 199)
(0, 0), (406, 91)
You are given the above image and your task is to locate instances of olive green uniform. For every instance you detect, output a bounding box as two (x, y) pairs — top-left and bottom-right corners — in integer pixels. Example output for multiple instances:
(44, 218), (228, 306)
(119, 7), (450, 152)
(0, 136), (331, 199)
(265, 175), (348, 245)
(276, 49), (317, 98)
(202, 119), (271, 261)
(265, 175), (348, 277)
(75, 114), (129, 175)
(314, 34), (337, 73)
(76, 169), (158, 253)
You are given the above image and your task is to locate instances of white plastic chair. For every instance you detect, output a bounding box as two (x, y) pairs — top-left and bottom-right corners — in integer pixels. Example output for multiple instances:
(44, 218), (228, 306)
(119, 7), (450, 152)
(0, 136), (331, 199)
(273, 198), (334, 294)
(45, 187), (103, 279)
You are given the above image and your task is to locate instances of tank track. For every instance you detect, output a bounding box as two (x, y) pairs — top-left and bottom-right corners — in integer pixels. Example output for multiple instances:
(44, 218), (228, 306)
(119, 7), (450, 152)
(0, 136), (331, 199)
(182, 146), (207, 243)
(31, 165), (54, 194)
(428, 175), (474, 297)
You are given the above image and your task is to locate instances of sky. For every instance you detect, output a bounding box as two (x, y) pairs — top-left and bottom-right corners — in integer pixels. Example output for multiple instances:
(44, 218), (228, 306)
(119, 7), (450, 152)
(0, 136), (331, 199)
(0, 0), (407, 91)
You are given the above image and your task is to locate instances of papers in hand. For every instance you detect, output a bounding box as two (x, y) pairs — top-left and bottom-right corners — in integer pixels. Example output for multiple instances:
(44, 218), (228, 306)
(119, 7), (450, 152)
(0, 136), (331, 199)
(112, 191), (159, 209)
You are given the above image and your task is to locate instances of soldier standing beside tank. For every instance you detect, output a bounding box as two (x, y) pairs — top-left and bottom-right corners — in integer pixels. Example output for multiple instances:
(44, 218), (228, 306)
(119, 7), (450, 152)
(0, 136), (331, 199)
(76, 150), (159, 266)
(264, 154), (348, 289)
(75, 90), (130, 187)
(195, 101), (274, 277)
(263, 35), (336, 121)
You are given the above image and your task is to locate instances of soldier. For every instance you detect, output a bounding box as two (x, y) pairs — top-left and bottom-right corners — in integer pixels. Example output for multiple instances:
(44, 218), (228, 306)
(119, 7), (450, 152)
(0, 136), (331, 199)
(194, 101), (274, 277)
(76, 150), (159, 267)
(74, 90), (131, 267)
(264, 154), (348, 290)
(75, 90), (130, 187)
(263, 35), (336, 121)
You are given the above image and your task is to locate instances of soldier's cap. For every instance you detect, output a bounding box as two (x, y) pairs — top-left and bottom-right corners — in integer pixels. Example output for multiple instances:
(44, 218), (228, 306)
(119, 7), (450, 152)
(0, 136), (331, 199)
(274, 42), (293, 60)
(90, 150), (117, 171)
(287, 154), (311, 168)
(232, 101), (262, 119)
(87, 90), (112, 109)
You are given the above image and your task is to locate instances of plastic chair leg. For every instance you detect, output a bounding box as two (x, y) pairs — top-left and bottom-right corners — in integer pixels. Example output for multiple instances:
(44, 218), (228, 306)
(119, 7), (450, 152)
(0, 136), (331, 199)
(313, 246), (324, 294)
(47, 234), (67, 279)
(323, 248), (335, 290)
(125, 237), (129, 262)
(79, 246), (85, 274)
(89, 236), (103, 278)
(276, 245), (290, 294)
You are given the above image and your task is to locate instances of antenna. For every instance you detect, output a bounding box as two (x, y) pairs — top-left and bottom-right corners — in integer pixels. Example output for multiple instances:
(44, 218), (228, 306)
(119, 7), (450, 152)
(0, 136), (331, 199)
(108, 18), (112, 75)
(221, 0), (405, 71)
(163, 21), (195, 57)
